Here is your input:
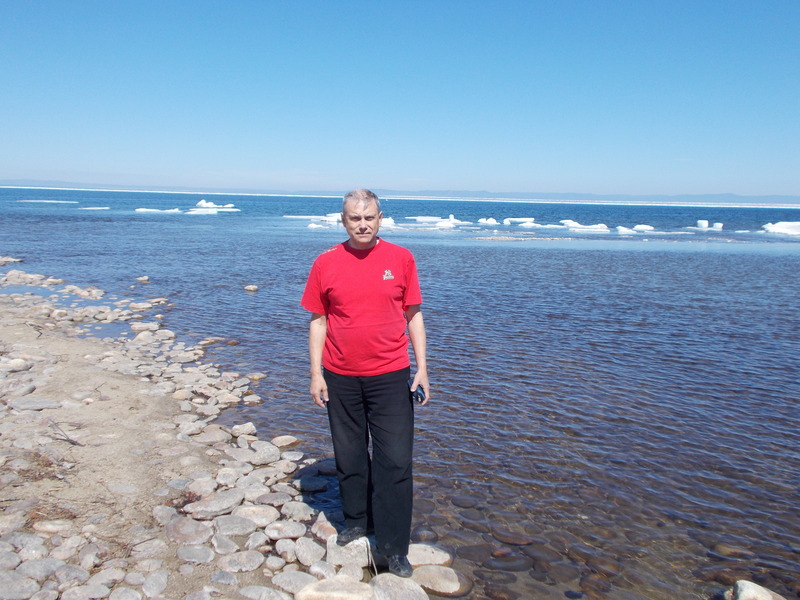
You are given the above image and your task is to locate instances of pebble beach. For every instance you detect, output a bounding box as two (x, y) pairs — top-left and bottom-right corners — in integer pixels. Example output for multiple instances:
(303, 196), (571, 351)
(0, 260), (791, 600)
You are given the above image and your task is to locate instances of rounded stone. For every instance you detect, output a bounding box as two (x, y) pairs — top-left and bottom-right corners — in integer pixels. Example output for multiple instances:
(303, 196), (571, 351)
(216, 550), (264, 572)
(265, 521), (307, 540)
(165, 517), (212, 544)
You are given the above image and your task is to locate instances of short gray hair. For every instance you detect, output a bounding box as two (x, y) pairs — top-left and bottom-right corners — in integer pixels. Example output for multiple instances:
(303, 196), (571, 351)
(343, 189), (381, 213)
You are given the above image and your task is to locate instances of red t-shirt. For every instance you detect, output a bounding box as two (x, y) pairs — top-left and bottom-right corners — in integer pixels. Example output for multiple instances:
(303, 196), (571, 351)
(301, 239), (422, 376)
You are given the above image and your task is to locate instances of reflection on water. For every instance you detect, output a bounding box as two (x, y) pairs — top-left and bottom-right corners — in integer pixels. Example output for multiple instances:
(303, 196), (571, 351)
(210, 245), (800, 599)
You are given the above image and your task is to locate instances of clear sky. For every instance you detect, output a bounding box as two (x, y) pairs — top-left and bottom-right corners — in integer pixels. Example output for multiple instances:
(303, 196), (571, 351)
(1, 1), (798, 196)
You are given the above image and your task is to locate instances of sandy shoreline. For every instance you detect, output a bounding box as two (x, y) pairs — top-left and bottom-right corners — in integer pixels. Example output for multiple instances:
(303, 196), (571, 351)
(0, 264), (471, 600)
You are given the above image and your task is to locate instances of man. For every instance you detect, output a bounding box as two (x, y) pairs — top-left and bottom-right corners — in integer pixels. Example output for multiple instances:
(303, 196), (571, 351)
(300, 189), (430, 578)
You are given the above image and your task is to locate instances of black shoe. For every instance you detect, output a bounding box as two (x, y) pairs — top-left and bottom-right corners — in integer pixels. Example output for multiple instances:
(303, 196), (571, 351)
(388, 554), (413, 577)
(336, 526), (367, 546)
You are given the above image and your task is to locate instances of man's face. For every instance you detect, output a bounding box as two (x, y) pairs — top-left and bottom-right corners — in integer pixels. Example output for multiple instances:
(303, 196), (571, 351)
(342, 199), (382, 249)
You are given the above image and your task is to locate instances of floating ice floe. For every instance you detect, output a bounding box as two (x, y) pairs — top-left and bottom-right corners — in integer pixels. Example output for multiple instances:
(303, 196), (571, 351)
(560, 219), (609, 232)
(762, 221), (800, 236)
(135, 208), (182, 213)
(186, 199), (241, 215)
(689, 220), (724, 231)
(405, 216), (443, 223)
(478, 217), (499, 225)
(616, 224), (656, 234)
(18, 200), (79, 204)
(503, 217), (535, 225)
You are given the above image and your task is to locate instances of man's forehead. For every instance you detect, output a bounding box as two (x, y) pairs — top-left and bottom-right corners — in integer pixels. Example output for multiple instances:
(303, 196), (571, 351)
(343, 200), (380, 216)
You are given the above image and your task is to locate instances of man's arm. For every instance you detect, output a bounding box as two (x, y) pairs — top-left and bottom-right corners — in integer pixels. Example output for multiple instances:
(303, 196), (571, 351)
(406, 304), (430, 405)
(309, 313), (328, 407)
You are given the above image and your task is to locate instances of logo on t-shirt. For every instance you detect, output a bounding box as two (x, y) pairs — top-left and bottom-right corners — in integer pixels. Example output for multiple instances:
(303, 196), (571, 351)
(382, 269), (395, 280)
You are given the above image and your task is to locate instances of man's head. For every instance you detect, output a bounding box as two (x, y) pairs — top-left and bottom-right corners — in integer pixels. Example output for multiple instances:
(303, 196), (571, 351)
(342, 189), (382, 249)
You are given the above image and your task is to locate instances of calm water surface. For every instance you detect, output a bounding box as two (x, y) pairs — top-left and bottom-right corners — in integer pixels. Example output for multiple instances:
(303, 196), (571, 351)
(2, 188), (799, 599)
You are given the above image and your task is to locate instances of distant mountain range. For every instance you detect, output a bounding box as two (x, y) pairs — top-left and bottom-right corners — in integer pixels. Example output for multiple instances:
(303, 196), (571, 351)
(2, 179), (799, 206)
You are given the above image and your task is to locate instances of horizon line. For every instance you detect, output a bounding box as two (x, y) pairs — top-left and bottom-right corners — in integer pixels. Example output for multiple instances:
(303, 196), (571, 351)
(2, 184), (800, 210)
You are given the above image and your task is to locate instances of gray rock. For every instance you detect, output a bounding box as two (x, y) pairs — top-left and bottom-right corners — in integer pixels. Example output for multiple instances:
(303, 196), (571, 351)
(210, 533), (239, 555)
(265, 521), (307, 541)
(165, 516), (212, 544)
(411, 565), (473, 597)
(29, 591), (58, 600)
(271, 571), (318, 595)
(213, 515), (257, 536)
(238, 586), (289, 600)
(8, 397), (61, 411)
(0, 571), (40, 600)
(293, 576), (372, 600)
(326, 536), (372, 568)
(408, 543), (453, 567)
(216, 550), (264, 572)
(86, 567), (127, 587)
(271, 435), (298, 448)
(0, 550), (21, 569)
(264, 555), (286, 571)
(295, 537), (325, 567)
(250, 441), (281, 465)
(5, 359), (30, 372)
(370, 573), (429, 600)
(256, 492), (293, 508)
(176, 545), (215, 564)
(183, 489), (245, 519)
(224, 447), (256, 464)
(730, 581), (788, 600)
(232, 505), (280, 527)
(274, 538), (296, 562)
(60, 585), (111, 600)
(55, 564), (91, 586)
(245, 531), (268, 550)
(108, 589), (142, 600)
(308, 560), (337, 580)
(151, 506), (177, 526)
(17, 558), (66, 581)
(191, 426), (232, 444)
(231, 422), (257, 437)
(281, 501), (316, 522)
(141, 569), (169, 598)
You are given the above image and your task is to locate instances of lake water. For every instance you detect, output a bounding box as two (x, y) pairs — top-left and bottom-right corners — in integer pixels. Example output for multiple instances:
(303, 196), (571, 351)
(2, 187), (799, 599)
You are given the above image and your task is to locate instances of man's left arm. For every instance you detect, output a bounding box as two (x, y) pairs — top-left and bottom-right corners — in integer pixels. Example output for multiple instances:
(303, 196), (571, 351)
(406, 304), (430, 405)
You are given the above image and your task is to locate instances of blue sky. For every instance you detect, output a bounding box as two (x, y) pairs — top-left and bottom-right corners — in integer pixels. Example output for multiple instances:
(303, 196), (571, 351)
(1, 1), (798, 196)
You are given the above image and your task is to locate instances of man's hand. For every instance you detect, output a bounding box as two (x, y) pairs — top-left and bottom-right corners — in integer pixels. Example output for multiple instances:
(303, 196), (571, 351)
(410, 371), (430, 406)
(310, 371), (328, 408)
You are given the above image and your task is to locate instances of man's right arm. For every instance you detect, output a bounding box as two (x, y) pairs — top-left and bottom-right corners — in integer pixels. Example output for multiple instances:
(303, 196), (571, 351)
(309, 313), (328, 407)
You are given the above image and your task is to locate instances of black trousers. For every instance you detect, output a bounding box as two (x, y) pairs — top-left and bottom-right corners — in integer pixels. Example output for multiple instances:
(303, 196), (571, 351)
(324, 366), (414, 556)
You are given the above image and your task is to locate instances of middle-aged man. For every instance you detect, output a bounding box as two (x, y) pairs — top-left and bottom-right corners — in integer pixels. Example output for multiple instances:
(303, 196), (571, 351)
(300, 189), (430, 577)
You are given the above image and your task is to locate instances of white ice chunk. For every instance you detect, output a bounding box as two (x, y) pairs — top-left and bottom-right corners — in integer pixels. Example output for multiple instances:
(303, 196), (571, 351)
(696, 220), (709, 229)
(633, 224), (655, 231)
(405, 216), (443, 222)
(617, 226), (636, 234)
(762, 221), (800, 236)
(712, 222), (723, 230)
(478, 217), (499, 225)
(503, 217), (535, 225)
(560, 220), (609, 231)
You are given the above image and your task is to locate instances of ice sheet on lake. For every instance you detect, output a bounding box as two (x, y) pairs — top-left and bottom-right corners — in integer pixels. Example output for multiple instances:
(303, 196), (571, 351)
(186, 199), (240, 215)
(762, 221), (800, 236)
(17, 200), (80, 204)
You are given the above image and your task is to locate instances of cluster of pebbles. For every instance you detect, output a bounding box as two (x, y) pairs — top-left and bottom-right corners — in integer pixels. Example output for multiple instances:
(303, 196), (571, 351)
(0, 262), (788, 600)
(0, 266), (473, 600)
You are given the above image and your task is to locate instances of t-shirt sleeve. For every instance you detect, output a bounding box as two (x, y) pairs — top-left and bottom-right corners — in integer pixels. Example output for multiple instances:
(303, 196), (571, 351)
(300, 260), (328, 315)
(402, 254), (423, 310)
